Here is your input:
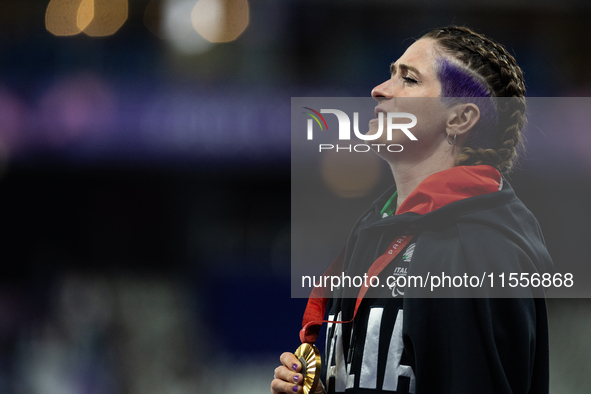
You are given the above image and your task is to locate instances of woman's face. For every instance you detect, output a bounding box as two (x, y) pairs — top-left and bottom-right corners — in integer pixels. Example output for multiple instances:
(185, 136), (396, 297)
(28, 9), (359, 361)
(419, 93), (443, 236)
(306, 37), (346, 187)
(371, 38), (442, 99)
(368, 38), (451, 157)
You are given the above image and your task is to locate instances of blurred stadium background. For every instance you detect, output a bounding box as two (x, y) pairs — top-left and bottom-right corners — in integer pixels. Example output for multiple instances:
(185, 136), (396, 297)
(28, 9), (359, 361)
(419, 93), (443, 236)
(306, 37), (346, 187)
(0, 0), (589, 393)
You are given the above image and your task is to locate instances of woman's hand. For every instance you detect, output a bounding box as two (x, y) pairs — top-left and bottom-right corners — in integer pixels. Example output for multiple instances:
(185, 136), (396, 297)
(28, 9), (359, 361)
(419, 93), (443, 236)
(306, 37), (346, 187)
(271, 352), (304, 393)
(270, 352), (324, 394)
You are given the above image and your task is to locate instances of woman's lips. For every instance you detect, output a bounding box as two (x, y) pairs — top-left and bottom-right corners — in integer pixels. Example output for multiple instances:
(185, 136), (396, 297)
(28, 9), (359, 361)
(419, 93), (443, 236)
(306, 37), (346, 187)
(374, 107), (387, 118)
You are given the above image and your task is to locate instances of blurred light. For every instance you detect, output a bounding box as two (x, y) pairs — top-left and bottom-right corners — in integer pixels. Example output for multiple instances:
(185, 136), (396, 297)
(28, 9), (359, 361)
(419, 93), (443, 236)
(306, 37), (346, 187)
(81, 0), (128, 37)
(161, 0), (214, 54)
(76, 0), (94, 31)
(143, 0), (162, 38)
(45, 0), (84, 36)
(45, 0), (127, 37)
(191, 0), (249, 43)
(0, 88), (28, 158)
(321, 149), (382, 199)
(38, 73), (116, 147)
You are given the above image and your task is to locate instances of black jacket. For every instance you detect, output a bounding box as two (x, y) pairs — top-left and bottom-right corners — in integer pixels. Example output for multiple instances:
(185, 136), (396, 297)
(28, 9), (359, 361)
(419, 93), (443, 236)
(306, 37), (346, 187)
(323, 177), (553, 394)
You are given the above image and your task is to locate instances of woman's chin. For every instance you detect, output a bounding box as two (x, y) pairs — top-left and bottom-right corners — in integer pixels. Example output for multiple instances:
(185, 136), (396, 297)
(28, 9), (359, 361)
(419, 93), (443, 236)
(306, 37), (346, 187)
(367, 119), (383, 136)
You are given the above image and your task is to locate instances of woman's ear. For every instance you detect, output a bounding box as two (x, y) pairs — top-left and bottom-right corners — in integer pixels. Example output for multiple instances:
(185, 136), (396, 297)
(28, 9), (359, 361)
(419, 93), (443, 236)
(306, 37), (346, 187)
(445, 103), (481, 141)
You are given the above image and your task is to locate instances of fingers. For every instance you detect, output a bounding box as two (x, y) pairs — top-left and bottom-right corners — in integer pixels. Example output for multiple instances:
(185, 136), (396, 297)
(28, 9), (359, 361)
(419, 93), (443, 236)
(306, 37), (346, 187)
(275, 365), (303, 385)
(270, 352), (305, 394)
(271, 376), (303, 393)
(280, 352), (301, 373)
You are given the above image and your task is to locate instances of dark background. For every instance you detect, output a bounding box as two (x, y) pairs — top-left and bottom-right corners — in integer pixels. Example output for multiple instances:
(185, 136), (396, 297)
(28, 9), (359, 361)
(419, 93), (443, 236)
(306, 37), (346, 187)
(0, 1), (589, 393)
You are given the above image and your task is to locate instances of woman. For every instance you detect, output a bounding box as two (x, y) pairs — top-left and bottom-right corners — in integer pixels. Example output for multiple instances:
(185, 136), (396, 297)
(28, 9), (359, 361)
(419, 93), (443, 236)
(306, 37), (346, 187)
(272, 25), (553, 394)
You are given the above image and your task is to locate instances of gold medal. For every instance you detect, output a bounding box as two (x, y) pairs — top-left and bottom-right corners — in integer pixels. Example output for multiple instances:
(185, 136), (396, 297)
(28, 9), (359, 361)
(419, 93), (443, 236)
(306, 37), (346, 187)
(294, 343), (321, 394)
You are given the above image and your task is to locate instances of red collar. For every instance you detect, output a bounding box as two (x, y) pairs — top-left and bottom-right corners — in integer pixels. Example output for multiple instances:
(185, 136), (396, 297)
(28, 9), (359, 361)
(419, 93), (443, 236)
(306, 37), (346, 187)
(396, 165), (502, 215)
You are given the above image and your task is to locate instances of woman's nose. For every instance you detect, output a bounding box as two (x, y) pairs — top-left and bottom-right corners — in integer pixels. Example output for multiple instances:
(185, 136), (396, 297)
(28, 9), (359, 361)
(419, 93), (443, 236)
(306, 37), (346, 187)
(371, 79), (393, 101)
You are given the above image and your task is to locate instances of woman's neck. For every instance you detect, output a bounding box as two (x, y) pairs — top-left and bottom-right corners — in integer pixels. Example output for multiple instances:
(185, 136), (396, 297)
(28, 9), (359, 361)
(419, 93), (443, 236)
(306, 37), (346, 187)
(388, 149), (455, 210)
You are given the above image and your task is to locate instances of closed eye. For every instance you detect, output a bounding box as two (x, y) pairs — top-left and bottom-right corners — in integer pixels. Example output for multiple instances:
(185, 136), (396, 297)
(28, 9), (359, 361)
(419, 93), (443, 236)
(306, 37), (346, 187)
(402, 76), (418, 84)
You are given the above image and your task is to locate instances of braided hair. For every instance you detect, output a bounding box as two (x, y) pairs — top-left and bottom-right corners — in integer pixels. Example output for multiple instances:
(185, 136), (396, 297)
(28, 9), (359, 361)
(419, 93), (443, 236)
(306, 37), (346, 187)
(422, 26), (526, 173)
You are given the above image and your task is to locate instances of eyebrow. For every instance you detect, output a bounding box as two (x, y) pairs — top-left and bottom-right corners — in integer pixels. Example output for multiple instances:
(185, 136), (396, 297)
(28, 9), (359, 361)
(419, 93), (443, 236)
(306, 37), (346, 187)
(390, 62), (422, 78)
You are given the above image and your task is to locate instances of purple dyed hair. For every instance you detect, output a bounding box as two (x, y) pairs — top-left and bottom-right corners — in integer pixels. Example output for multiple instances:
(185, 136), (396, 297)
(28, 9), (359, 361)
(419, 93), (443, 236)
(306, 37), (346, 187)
(437, 58), (499, 149)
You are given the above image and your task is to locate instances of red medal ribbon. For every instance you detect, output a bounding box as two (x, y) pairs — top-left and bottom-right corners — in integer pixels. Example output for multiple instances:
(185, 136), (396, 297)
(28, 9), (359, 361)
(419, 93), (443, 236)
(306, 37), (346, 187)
(300, 234), (414, 344)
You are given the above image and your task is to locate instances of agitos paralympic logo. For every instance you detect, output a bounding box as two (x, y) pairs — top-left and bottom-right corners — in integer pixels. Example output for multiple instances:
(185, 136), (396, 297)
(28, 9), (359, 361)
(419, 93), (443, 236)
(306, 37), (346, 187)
(302, 107), (418, 153)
